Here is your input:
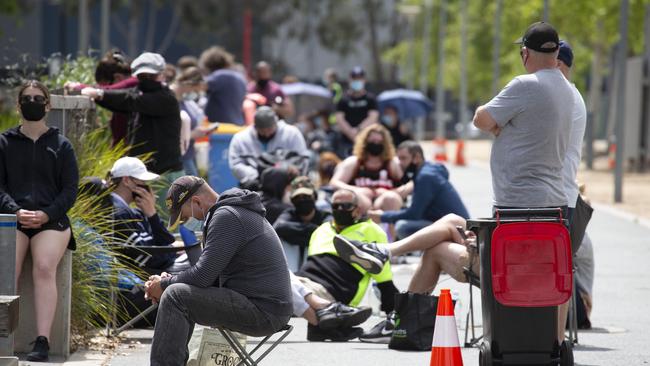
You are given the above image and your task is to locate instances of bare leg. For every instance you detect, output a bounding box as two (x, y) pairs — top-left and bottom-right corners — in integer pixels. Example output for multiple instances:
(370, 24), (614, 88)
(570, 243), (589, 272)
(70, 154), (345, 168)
(305, 293), (331, 310)
(373, 190), (402, 211)
(302, 293), (335, 325)
(356, 190), (373, 214)
(30, 229), (70, 338)
(407, 241), (470, 293)
(15, 231), (30, 290)
(557, 301), (569, 343)
(389, 214), (466, 257)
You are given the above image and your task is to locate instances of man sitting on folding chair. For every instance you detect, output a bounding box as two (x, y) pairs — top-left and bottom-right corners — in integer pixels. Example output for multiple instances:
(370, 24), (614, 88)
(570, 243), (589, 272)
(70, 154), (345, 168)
(108, 157), (191, 273)
(144, 176), (293, 366)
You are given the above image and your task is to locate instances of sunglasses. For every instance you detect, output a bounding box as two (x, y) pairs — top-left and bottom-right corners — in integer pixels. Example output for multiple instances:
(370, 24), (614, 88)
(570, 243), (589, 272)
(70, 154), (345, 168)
(19, 95), (48, 104)
(332, 202), (356, 211)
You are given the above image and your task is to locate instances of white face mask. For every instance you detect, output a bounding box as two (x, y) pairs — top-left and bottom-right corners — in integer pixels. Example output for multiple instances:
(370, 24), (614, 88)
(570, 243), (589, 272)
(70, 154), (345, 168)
(183, 200), (205, 232)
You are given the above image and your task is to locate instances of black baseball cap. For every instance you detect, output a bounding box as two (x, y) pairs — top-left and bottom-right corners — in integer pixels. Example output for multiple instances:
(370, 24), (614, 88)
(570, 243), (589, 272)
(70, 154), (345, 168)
(166, 176), (206, 230)
(557, 40), (574, 67)
(515, 21), (559, 53)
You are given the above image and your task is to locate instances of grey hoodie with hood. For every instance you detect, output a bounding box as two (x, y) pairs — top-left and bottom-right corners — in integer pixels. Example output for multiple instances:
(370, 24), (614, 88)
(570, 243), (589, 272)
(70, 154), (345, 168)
(160, 188), (292, 316)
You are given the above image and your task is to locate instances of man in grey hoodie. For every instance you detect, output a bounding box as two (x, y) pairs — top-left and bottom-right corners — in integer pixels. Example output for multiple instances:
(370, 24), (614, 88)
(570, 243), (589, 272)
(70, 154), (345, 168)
(228, 106), (308, 188)
(144, 176), (293, 366)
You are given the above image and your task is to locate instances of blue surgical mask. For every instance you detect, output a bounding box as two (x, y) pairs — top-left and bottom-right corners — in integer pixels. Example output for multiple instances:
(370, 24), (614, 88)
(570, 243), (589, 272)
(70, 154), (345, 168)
(350, 80), (364, 92)
(183, 201), (205, 232)
(183, 91), (199, 101)
(381, 115), (395, 127)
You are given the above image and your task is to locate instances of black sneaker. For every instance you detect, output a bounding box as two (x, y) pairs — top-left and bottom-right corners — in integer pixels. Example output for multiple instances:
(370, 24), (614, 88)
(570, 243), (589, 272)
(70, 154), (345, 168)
(307, 325), (364, 342)
(333, 235), (389, 274)
(316, 302), (372, 330)
(359, 313), (396, 344)
(26, 336), (49, 362)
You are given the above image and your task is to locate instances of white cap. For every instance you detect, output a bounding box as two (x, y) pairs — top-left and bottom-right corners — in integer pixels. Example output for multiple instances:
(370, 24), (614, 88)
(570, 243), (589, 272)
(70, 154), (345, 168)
(131, 52), (165, 76)
(110, 157), (159, 181)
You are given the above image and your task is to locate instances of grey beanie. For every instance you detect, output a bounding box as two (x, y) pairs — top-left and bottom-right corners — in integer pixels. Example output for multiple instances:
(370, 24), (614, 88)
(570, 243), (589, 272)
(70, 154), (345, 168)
(254, 106), (278, 129)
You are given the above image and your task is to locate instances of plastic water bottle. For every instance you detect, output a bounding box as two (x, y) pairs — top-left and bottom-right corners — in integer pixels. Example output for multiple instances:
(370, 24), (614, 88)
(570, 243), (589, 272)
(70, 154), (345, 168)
(451, 290), (463, 328)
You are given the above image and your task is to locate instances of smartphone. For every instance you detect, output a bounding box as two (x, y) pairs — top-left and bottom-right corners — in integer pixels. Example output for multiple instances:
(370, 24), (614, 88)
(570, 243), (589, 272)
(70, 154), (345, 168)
(456, 226), (467, 240)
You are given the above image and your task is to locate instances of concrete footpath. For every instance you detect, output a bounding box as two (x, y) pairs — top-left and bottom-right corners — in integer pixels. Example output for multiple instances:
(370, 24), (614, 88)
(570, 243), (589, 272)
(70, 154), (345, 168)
(17, 161), (650, 365)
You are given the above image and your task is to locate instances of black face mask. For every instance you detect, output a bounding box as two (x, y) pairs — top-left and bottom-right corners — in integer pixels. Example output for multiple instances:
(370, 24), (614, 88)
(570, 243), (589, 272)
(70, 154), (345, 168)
(293, 198), (315, 217)
(366, 142), (384, 156)
(332, 209), (356, 227)
(138, 78), (162, 92)
(258, 131), (276, 143)
(401, 162), (419, 185)
(20, 101), (47, 121)
(257, 79), (270, 88)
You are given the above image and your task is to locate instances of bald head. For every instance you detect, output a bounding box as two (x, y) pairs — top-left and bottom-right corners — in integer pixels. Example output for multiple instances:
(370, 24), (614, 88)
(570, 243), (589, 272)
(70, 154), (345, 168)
(255, 61), (272, 81)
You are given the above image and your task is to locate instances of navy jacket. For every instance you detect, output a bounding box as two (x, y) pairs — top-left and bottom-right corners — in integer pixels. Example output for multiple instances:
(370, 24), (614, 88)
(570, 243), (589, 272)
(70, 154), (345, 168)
(111, 193), (175, 269)
(381, 161), (469, 223)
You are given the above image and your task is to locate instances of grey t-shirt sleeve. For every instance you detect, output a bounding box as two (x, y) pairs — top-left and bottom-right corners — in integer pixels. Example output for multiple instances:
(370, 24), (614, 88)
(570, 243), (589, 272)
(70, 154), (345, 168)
(484, 77), (528, 127)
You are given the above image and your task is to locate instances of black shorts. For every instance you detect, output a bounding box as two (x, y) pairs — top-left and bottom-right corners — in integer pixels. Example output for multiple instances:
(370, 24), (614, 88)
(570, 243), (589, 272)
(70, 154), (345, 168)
(17, 216), (76, 250)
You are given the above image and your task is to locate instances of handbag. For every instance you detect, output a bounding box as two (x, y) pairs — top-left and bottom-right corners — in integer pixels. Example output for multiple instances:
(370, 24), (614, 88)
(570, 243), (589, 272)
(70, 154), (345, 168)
(570, 195), (593, 254)
(388, 292), (439, 351)
(187, 326), (247, 366)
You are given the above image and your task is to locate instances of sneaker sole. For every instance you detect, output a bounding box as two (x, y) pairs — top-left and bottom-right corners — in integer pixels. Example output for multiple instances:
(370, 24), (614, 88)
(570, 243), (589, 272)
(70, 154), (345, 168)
(319, 306), (372, 330)
(333, 236), (383, 275)
(358, 335), (392, 344)
(307, 328), (364, 342)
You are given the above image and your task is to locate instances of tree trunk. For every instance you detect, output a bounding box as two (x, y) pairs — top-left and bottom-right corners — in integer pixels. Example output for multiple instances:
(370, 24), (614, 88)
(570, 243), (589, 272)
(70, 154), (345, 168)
(365, 0), (384, 83)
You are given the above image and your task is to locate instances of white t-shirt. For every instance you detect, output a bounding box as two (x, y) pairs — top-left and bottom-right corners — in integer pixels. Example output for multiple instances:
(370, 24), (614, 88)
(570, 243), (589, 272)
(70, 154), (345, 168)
(563, 84), (587, 208)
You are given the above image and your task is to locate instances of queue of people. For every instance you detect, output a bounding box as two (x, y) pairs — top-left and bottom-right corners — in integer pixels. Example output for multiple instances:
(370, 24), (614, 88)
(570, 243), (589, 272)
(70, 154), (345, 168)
(0, 21), (595, 364)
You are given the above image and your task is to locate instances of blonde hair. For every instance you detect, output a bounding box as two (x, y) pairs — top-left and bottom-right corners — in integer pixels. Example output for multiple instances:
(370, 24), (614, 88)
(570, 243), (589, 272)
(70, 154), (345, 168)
(352, 124), (395, 163)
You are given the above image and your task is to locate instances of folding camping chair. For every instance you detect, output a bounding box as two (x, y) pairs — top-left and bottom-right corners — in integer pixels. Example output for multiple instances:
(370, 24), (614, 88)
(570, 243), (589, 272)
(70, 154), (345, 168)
(462, 237), (483, 348)
(107, 240), (202, 336)
(217, 324), (293, 366)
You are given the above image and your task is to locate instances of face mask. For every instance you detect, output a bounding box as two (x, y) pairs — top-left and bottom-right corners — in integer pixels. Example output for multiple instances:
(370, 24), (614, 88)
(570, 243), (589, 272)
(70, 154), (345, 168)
(350, 80), (364, 92)
(293, 198), (315, 217)
(183, 91), (199, 101)
(366, 142), (384, 156)
(138, 78), (162, 92)
(332, 209), (355, 227)
(20, 101), (47, 121)
(184, 200), (205, 232)
(381, 115), (396, 127)
(258, 131), (276, 143)
(401, 162), (419, 185)
(313, 116), (323, 128)
(257, 79), (270, 88)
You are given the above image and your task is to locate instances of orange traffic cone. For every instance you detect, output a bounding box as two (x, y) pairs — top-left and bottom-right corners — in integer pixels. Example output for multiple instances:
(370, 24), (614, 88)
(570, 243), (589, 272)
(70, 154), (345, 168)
(429, 289), (463, 366)
(608, 142), (616, 170)
(454, 139), (466, 166)
(433, 138), (448, 162)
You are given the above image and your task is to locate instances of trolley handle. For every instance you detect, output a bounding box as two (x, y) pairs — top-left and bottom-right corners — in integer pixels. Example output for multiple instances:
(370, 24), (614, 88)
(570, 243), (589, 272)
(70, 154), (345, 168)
(495, 207), (563, 225)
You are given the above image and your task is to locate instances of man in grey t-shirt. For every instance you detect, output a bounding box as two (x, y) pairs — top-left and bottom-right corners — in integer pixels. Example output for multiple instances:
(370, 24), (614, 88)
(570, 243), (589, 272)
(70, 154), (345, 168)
(473, 22), (574, 209)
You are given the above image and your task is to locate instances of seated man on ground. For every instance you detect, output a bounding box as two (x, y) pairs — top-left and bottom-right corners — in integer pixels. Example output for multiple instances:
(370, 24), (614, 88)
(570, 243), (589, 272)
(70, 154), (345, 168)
(333, 214), (475, 294)
(228, 106), (308, 189)
(259, 166), (297, 225)
(295, 189), (400, 343)
(108, 157), (189, 273)
(144, 177), (293, 366)
(274, 176), (332, 271)
(368, 141), (469, 239)
(330, 124), (409, 214)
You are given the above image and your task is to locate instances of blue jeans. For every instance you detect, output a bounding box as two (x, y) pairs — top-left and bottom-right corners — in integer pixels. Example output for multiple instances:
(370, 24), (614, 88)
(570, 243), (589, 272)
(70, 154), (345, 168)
(150, 283), (290, 366)
(395, 219), (433, 240)
(183, 157), (199, 177)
